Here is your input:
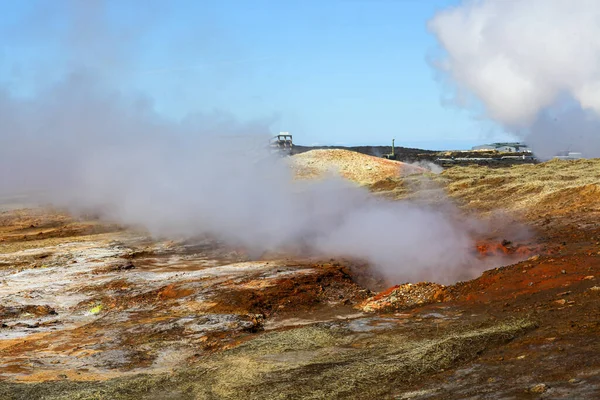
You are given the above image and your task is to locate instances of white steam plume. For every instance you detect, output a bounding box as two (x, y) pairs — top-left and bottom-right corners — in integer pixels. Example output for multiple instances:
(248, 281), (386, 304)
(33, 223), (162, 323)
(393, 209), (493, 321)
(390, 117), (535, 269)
(0, 73), (484, 284)
(0, 1), (494, 284)
(429, 0), (600, 158)
(402, 161), (443, 175)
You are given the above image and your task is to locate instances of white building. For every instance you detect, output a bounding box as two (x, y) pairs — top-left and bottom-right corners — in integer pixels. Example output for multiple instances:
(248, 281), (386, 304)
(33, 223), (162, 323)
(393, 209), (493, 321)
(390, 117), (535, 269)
(472, 144), (497, 151)
(471, 142), (531, 153)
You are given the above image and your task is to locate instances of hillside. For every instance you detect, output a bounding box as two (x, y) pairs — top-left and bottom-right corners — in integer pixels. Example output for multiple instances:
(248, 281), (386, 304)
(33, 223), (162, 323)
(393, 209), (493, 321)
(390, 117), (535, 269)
(290, 148), (425, 185)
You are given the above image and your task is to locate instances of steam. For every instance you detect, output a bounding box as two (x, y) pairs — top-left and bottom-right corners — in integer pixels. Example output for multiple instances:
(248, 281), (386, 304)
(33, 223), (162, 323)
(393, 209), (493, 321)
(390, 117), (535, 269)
(0, 75), (482, 283)
(403, 161), (443, 175)
(0, 1), (494, 284)
(429, 0), (600, 158)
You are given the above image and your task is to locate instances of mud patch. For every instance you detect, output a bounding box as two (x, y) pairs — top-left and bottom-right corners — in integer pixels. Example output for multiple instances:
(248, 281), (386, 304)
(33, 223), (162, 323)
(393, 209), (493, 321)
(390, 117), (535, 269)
(210, 263), (370, 317)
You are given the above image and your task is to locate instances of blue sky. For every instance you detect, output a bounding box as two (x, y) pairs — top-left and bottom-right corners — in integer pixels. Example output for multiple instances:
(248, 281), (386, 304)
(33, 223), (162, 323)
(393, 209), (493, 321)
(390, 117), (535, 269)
(0, 0), (514, 150)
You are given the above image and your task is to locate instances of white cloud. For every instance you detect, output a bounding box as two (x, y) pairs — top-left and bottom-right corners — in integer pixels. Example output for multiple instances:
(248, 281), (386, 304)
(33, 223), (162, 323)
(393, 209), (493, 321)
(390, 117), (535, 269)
(429, 0), (600, 156)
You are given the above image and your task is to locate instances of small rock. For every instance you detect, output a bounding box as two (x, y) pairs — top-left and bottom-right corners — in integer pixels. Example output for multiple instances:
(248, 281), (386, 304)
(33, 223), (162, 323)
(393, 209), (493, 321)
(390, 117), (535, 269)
(116, 262), (136, 271)
(530, 383), (547, 393)
(528, 254), (540, 261)
(583, 275), (595, 280)
(517, 355), (526, 360)
(561, 270), (566, 274)
(555, 299), (566, 305)
(360, 282), (447, 313)
(23, 305), (57, 317)
(589, 286), (600, 292)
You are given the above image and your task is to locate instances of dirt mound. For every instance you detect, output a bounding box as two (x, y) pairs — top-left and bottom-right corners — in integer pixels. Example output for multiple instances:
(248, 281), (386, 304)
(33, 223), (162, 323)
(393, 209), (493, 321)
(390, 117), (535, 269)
(290, 149), (424, 185)
(360, 282), (448, 312)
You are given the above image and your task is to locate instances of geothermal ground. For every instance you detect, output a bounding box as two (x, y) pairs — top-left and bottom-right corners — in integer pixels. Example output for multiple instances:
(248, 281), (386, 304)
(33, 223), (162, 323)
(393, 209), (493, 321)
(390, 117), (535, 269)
(0, 151), (599, 399)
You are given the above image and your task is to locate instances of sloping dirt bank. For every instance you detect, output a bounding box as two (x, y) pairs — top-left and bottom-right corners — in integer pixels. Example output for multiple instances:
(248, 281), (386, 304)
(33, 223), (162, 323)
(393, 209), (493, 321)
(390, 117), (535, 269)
(290, 149), (425, 185)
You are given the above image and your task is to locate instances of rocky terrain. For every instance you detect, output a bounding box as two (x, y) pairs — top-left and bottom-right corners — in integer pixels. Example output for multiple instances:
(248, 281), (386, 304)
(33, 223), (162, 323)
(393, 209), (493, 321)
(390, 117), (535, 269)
(0, 151), (599, 399)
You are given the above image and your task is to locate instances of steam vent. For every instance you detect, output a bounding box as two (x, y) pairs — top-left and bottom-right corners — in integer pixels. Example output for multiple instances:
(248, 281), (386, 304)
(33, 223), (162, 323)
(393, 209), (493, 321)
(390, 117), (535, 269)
(2, 1), (600, 399)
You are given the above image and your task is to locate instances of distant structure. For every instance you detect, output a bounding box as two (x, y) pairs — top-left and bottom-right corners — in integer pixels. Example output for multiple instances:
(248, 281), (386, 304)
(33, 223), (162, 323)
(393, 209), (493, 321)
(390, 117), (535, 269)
(554, 151), (583, 160)
(471, 142), (531, 153)
(382, 138), (396, 160)
(269, 132), (294, 156)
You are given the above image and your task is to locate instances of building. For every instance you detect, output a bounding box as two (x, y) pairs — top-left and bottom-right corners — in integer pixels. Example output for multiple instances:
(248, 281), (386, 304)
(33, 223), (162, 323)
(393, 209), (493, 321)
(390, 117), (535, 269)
(471, 144), (497, 151)
(471, 142), (531, 153)
(269, 132), (294, 156)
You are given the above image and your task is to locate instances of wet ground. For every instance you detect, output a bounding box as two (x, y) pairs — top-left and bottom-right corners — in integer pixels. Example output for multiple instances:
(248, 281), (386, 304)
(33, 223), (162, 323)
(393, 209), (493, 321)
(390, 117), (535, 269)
(0, 200), (599, 398)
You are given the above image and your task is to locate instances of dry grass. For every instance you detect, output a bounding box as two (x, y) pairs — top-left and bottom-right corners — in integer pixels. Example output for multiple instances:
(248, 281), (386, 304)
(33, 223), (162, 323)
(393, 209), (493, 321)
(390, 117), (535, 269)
(289, 155), (600, 223)
(203, 318), (535, 399)
(368, 174), (450, 207)
(440, 159), (600, 219)
(1, 318), (535, 400)
(364, 158), (600, 218)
